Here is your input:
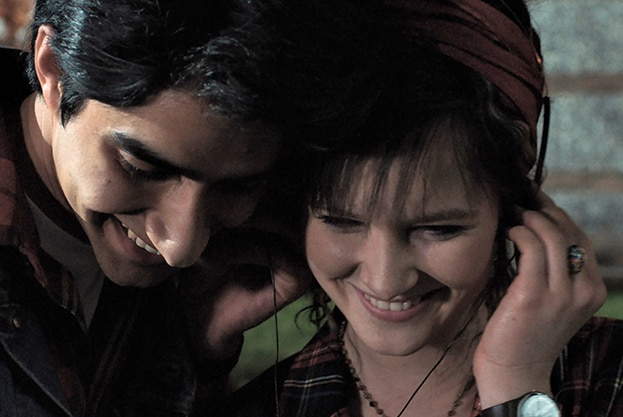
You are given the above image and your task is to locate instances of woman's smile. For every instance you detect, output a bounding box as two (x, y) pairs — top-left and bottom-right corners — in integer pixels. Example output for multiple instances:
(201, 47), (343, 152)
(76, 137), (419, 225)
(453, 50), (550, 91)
(306, 151), (498, 354)
(353, 281), (451, 323)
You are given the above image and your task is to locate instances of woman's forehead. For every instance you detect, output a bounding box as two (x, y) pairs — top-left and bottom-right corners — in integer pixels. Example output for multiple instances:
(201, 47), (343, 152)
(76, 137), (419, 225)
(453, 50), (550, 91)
(334, 154), (495, 216)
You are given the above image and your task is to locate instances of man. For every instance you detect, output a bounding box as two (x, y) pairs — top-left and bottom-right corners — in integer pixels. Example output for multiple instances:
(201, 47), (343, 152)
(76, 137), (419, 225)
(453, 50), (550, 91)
(0, 0), (385, 415)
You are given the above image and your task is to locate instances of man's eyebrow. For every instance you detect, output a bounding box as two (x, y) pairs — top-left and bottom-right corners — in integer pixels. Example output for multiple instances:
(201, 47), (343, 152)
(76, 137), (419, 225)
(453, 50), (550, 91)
(110, 131), (270, 184)
(111, 132), (190, 175)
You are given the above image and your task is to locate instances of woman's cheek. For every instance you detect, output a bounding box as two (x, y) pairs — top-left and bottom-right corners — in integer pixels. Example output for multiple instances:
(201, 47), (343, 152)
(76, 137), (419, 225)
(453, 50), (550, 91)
(427, 238), (495, 290)
(306, 224), (357, 281)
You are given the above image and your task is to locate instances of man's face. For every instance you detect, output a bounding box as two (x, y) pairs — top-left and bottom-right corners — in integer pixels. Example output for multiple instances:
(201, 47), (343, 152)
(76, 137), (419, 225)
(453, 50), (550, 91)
(46, 90), (281, 287)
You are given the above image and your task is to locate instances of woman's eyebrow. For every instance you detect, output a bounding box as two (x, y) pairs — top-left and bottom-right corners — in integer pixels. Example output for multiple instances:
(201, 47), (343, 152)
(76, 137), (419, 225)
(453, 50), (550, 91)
(409, 208), (479, 223)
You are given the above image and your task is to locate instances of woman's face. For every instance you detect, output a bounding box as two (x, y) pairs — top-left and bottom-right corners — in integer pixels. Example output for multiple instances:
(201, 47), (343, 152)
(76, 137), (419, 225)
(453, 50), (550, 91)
(305, 150), (499, 356)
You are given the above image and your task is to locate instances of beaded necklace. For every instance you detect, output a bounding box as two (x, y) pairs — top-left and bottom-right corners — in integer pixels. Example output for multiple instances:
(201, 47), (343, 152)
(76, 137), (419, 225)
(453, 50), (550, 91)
(338, 321), (475, 417)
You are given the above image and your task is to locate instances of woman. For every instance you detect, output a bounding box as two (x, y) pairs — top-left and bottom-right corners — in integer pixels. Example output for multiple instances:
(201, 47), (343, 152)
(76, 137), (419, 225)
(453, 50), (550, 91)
(233, 0), (623, 416)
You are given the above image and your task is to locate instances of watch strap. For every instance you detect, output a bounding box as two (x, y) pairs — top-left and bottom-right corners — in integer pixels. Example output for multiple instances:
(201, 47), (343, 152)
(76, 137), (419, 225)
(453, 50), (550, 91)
(480, 397), (521, 417)
(480, 392), (559, 417)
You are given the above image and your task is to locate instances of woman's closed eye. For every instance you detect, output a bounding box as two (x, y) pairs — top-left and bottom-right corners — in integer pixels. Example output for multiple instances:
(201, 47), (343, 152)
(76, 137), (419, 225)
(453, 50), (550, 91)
(411, 224), (468, 240)
(315, 213), (365, 231)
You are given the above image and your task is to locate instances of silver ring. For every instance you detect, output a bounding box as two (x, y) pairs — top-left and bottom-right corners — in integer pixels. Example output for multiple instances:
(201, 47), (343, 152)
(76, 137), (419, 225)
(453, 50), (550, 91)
(567, 245), (585, 274)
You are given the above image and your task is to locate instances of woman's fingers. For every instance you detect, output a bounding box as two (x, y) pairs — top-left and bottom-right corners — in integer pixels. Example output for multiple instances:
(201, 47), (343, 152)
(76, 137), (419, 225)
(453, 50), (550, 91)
(475, 192), (607, 406)
(515, 192), (605, 307)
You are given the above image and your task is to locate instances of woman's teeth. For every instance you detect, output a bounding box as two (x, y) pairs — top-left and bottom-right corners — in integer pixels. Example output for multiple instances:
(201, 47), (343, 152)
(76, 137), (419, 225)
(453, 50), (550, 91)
(124, 225), (161, 256)
(364, 293), (420, 311)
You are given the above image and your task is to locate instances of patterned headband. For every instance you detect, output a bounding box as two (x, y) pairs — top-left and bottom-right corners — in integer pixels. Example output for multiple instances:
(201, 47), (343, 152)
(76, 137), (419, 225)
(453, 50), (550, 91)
(385, 0), (548, 180)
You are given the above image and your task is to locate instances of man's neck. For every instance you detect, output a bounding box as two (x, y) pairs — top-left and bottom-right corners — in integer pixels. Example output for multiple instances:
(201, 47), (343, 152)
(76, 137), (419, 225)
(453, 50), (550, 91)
(19, 94), (87, 241)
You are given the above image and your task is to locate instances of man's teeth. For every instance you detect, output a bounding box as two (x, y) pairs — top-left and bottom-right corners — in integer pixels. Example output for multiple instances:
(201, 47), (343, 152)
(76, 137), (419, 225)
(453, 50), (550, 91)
(124, 225), (161, 256)
(364, 294), (419, 311)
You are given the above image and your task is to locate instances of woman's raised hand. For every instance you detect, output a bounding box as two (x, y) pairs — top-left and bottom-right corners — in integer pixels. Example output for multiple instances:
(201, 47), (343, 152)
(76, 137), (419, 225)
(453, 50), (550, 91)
(473, 191), (607, 408)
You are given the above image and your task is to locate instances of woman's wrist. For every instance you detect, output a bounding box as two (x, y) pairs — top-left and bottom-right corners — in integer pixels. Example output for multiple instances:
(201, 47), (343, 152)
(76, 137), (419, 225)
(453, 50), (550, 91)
(474, 366), (551, 409)
(480, 392), (560, 417)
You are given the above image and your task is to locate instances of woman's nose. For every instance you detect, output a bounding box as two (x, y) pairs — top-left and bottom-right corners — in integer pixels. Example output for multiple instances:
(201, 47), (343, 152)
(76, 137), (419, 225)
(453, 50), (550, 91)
(359, 229), (419, 299)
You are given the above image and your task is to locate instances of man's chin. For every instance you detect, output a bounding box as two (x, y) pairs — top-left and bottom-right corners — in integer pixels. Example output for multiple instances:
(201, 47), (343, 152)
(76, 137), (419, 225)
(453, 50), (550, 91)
(102, 263), (179, 288)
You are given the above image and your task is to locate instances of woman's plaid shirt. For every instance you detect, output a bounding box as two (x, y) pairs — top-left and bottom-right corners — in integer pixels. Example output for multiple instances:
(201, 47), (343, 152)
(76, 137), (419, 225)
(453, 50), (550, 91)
(235, 316), (623, 417)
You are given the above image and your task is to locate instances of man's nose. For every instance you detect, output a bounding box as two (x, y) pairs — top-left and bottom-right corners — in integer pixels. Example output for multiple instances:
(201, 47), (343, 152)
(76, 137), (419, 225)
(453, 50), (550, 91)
(146, 181), (212, 268)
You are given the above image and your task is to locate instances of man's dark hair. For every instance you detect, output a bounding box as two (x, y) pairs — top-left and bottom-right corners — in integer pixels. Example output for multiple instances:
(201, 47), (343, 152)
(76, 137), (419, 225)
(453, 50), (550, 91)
(25, 0), (389, 143)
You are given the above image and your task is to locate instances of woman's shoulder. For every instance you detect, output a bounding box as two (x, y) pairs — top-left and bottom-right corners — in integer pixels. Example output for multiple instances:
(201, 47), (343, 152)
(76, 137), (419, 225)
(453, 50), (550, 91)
(230, 325), (344, 417)
(560, 316), (623, 368)
(569, 316), (623, 347)
(552, 316), (623, 414)
(229, 353), (295, 417)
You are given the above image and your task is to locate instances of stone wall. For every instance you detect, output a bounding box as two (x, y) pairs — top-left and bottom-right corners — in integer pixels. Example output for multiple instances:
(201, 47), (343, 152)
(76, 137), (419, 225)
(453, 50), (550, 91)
(531, 0), (623, 288)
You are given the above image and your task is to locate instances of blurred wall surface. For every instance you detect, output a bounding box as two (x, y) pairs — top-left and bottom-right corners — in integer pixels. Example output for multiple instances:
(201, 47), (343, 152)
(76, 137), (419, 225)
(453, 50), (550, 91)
(0, 0), (33, 49)
(531, 0), (623, 286)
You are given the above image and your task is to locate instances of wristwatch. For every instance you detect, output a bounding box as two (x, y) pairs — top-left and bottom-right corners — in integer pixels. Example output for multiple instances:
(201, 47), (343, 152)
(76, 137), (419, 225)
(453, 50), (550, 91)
(481, 391), (560, 417)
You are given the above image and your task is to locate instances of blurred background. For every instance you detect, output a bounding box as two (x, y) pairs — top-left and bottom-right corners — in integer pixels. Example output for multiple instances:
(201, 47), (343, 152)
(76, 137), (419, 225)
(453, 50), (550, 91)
(0, 0), (33, 49)
(2, 0), (622, 389)
(534, 0), (623, 290)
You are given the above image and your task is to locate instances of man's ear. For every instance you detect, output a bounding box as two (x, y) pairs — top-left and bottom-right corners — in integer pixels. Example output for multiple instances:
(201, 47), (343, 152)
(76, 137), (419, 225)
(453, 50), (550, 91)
(33, 25), (62, 114)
